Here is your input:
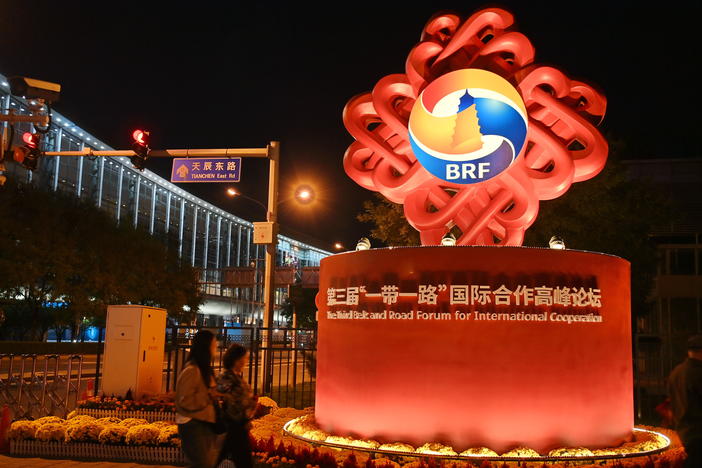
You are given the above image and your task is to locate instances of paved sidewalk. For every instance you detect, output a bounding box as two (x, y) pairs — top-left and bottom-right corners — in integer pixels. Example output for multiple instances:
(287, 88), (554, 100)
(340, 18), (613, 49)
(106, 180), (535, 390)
(0, 454), (178, 467)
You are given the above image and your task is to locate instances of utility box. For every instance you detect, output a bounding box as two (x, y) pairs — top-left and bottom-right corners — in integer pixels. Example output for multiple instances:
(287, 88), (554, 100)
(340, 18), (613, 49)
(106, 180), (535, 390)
(102, 305), (166, 399)
(253, 221), (276, 244)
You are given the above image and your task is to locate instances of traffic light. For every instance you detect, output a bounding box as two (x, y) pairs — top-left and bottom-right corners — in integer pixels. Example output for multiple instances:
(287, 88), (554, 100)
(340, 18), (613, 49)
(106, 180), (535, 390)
(12, 132), (42, 171)
(131, 129), (150, 170)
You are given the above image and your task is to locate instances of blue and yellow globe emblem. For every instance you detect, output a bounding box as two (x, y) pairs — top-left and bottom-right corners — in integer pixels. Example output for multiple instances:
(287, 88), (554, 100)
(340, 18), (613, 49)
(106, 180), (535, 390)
(409, 69), (528, 184)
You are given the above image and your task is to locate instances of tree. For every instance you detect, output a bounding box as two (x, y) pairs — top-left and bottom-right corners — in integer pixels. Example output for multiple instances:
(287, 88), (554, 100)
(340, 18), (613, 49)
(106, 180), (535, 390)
(523, 153), (669, 317)
(357, 194), (420, 247)
(357, 149), (670, 317)
(0, 180), (203, 340)
(280, 285), (318, 329)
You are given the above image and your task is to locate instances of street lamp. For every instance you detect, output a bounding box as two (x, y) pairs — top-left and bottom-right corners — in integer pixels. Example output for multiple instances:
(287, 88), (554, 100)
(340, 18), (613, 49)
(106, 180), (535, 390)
(225, 180), (318, 393)
(295, 185), (315, 204)
(226, 184), (315, 210)
(226, 187), (268, 212)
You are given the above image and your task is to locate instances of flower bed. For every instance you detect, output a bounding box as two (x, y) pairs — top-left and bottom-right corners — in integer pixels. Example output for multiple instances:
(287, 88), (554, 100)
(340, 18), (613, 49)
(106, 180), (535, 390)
(250, 410), (688, 468)
(7, 406), (686, 468)
(69, 394), (176, 423)
(77, 394), (176, 413)
(284, 415), (674, 461)
(71, 394), (278, 422)
(7, 413), (182, 464)
(10, 440), (185, 465)
(70, 408), (175, 423)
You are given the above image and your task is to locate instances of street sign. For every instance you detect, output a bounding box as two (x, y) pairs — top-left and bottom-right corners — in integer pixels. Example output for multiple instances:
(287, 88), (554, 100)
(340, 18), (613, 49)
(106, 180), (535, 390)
(170, 157), (241, 183)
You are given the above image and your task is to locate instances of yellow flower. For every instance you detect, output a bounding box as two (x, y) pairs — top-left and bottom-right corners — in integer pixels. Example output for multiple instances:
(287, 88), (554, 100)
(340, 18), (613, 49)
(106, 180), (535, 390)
(125, 424), (161, 446)
(157, 425), (181, 447)
(35, 423), (67, 442)
(119, 418), (149, 428)
(65, 421), (104, 442)
(66, 415), (95, 426)
(7, 421), (40, 440)
(98, 425), (129, 444)
(95, 417), (122, 425)
(34, 416), (64, 426)
(500, 446), (541, 457)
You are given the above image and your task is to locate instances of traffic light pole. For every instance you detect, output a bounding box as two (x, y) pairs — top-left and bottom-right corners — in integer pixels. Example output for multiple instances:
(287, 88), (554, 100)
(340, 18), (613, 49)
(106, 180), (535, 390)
(262, 142), (279, 394)
(44, 147), (270, 158)
(0, 113), (50, 126)
(44, 142), (280, 395)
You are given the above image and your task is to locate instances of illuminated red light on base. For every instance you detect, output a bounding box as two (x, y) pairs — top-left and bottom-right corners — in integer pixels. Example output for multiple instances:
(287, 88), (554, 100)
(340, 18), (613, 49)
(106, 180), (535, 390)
(283, 418), (671, 462)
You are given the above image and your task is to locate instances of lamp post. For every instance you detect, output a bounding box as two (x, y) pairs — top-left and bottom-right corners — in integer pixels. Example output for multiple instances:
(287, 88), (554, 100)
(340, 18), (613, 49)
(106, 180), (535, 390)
(225, 165), (320, 393)
(262, 142), (279, 394)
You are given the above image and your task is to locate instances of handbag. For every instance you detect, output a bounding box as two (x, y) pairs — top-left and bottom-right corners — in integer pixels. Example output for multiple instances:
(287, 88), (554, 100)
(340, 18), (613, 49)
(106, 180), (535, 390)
(210, 395), (228, 434)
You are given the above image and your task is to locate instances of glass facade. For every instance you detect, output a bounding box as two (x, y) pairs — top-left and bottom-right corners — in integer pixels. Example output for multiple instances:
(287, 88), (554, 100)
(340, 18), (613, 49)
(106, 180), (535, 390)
(1, 74), (330, 325)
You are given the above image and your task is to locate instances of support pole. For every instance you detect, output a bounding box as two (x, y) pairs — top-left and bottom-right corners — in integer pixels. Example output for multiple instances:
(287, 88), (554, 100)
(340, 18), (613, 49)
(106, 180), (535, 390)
(262, 141), (279, 394)
(44, 148), (269, 158)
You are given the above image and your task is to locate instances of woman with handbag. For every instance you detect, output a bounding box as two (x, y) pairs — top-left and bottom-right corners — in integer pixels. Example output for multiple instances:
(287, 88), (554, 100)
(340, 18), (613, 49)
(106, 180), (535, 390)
(175, 330), (221, 468)
(216, 343), (257, 468)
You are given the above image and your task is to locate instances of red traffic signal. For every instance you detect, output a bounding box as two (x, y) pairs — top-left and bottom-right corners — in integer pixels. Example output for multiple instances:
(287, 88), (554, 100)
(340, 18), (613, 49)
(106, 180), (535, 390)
(22, 132), (39, 149)
(132, 129), (148, 146)
(13, 132), (42, 170)
(130, 129), (151, 171)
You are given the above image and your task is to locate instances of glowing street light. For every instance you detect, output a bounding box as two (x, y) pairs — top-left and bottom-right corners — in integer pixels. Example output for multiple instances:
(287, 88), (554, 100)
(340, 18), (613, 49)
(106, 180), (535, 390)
(334, 242), (344, 251)
(226, 184), (315, 212)
(295, 185), (315, 204)
(225, 187), (267, 212)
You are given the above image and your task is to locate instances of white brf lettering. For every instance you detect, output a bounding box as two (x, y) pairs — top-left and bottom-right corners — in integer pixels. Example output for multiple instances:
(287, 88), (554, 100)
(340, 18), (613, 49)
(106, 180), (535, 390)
(446, 164), (460, 180)
(445, 162), (491, 180)
(477, 162), (490, 178)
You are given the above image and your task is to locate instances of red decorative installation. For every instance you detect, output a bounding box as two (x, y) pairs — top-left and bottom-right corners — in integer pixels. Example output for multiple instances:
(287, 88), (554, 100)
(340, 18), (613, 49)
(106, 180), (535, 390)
(315, 247), (632, 453)
(343, 8), (608, 246)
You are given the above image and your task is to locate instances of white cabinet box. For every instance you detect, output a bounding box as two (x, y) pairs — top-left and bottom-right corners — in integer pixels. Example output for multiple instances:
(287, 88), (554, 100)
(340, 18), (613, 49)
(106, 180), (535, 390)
(102, 305), (166, 399)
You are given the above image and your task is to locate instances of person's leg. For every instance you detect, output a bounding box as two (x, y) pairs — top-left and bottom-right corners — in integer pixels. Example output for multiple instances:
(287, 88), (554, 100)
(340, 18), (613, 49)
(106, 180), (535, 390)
(228, 423), (253, 468)
(217, 425), (236, 464)
(178, 420), (219, 468)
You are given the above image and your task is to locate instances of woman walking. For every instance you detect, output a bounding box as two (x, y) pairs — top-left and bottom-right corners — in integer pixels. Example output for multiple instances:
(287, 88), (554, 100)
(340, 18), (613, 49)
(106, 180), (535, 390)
(217, 343), (257, 468)
(175, 330), (220, 468)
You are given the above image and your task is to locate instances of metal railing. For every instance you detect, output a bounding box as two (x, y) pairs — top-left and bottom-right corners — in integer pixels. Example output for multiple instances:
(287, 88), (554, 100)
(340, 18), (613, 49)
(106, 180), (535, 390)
(165, 326), (317, 409)
(0, 354), (87, 419)
(0, 326), (317, 418)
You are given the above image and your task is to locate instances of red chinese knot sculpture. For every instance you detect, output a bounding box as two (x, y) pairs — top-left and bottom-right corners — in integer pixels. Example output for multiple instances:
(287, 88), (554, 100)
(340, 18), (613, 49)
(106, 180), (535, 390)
(343, 8), (608, 246)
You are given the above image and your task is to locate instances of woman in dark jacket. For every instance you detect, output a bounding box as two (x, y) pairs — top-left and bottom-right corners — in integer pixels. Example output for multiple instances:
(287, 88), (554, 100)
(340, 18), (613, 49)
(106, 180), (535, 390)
(175, 330), (219, 468)
(216, 344), (257, 468)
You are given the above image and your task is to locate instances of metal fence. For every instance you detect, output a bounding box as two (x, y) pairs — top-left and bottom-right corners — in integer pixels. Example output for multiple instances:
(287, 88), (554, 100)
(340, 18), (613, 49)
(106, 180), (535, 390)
(164, 326), (317, 408)
(0, 326), (317, 419)
(0, 354), (87, 419)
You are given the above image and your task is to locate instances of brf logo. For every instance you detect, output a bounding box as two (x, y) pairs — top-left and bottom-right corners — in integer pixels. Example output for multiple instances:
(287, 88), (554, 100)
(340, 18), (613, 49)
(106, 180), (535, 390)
(408, 69), (528, 184)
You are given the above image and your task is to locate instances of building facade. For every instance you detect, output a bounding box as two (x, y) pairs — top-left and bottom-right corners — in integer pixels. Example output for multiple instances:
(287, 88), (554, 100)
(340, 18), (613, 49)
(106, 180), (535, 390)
(624, 158), (702, 420)
(0, 74), (330, 326)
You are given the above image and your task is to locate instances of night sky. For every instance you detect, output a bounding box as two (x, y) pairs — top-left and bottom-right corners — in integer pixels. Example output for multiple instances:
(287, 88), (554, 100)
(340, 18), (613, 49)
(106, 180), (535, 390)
(1, 1), (699, 251)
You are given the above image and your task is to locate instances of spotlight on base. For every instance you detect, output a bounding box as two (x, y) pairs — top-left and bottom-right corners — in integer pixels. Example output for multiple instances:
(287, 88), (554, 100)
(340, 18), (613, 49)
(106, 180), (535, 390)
(356, 237), (371, 251)
(441, 233), (457, 246)
(549, 235), (566, 250)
